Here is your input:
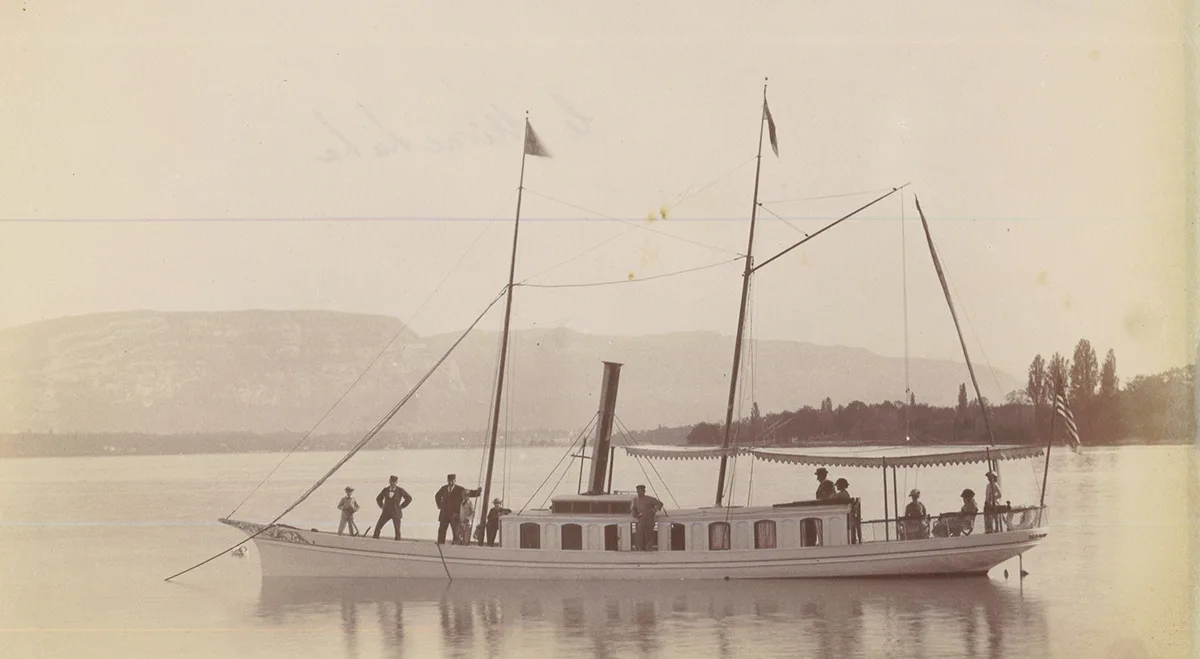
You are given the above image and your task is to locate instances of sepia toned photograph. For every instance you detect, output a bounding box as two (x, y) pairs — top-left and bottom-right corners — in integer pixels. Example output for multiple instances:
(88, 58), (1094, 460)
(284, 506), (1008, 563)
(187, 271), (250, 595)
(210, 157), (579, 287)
(2, 2), (1195, 657)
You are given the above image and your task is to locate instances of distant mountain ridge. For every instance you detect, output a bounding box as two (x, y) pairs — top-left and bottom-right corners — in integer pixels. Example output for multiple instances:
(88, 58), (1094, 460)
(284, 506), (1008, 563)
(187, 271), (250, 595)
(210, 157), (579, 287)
(0, 310), (1017, 436)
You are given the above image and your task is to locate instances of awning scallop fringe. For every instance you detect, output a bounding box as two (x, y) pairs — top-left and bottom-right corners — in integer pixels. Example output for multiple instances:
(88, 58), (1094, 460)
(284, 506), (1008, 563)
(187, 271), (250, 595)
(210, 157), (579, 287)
(622, 446), (750, 460)
(748, 445), (1045, 469)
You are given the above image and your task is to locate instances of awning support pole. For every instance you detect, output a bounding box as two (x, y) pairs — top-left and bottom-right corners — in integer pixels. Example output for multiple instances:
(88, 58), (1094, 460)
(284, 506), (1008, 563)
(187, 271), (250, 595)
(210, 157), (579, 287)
(882, 457), (889, 541)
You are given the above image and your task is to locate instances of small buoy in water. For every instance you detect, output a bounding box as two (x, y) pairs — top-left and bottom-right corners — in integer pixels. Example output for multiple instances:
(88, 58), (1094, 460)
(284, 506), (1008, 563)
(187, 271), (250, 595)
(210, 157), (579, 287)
(232, 546), (247, 558)
(723, 576), (730, 581)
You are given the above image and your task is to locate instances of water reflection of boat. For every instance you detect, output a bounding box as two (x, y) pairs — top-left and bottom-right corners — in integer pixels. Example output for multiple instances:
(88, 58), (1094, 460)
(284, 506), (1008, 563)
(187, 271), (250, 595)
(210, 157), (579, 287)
(255, 576), (1048, 657)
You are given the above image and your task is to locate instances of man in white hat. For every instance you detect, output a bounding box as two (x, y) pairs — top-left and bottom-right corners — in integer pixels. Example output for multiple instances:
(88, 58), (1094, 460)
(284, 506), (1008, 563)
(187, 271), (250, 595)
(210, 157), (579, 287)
(484, 497), (511, 547)
(984, 471), (1003, 533)
(903, 489), (928, 539)
(337, 486), (360, 536)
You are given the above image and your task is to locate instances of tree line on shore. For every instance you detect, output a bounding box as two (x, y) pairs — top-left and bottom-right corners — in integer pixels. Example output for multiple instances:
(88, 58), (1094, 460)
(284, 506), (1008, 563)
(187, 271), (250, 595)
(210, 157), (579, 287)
(3, 338), (1190, 457)
(662, 339), (1194, 448)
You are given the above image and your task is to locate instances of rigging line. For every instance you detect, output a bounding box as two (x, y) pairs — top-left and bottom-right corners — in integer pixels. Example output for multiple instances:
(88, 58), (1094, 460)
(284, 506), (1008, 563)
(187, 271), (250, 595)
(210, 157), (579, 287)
(630, 454), (666, 507)
(502, 328), (517, 502)
(224, 223), (497, 519)
(522, 188), (744, 257)
(477, 325), (506, 490)
(539, 449), (581, 510)
(516, 257), (742, 289)
(165, 288), (506, 582)
(757, 203), (809, 236)
(743, 271), (755, 422)
(746, 451), (756, 506)
(672, 156), (759, 210)
(614, 417), (680, 509)
(902, 189), (912, 442)
(752, 184), (910, 274)
(760, 186), (898, 205)
(518, 414), (598, 514)
(946, 275), (1007, 401)
(919, 223), (1006, 402)
(518, 226), (639, 284)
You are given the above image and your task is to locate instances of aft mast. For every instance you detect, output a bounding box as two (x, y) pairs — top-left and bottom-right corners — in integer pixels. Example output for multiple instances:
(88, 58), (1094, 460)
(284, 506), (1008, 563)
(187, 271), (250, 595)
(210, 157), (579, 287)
(715, 81), (778, 507)
(477, 116), (551, 538)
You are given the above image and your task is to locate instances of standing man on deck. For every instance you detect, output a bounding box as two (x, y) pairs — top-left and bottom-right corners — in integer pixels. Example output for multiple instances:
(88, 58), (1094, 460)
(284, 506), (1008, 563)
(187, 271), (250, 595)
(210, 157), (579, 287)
(373, 475), (413, 540)
(337, 486), (360, 536)
(631, 484), (664, 551)
(483, 498), (511, 547)
(984, 471), (1003, 533)
(814, 468), (836, 499)
(434, 474), (481, 545)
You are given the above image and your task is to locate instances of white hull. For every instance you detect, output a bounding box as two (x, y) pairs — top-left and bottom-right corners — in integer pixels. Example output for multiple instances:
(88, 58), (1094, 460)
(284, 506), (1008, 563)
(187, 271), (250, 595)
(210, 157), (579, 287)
(221, 518), (1047, 580)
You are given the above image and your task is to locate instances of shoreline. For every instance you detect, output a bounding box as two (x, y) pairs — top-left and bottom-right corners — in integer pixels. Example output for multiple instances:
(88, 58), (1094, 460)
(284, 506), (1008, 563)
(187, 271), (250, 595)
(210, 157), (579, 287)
(0, 434), (1188, 459)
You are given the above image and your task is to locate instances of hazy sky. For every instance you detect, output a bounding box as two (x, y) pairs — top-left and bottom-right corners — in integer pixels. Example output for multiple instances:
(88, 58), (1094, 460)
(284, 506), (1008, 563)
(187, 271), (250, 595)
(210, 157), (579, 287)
(2, 2), (1193, 389)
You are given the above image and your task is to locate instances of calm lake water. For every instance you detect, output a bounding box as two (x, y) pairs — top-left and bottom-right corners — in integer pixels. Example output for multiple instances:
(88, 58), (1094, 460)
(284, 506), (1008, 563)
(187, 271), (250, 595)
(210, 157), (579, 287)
(0, 444), (1194, 658)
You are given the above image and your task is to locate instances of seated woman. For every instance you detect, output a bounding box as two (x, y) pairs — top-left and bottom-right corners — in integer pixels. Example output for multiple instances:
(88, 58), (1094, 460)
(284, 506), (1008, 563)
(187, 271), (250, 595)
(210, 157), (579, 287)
(902, 489), (928, 539)
(951, 488), (979, 536)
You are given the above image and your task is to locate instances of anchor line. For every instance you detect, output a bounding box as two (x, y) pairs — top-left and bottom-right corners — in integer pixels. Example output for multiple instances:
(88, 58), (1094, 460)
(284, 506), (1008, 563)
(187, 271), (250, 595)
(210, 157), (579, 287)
(434, 541), (453, 582)
(164, 288), (507, 582)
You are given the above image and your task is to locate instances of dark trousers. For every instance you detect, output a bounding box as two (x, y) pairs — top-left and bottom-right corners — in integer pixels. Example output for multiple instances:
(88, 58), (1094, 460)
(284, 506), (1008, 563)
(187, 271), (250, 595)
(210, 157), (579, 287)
(486, 524), (499, 547)
(374, 509), (402, 540)
(634, 518), (656, 551)
(437, 516), (459, 545)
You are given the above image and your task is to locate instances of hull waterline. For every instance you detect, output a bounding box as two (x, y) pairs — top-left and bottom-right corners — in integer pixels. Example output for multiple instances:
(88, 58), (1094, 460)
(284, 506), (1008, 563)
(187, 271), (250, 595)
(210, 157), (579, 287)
(221, 518), (1047, 580)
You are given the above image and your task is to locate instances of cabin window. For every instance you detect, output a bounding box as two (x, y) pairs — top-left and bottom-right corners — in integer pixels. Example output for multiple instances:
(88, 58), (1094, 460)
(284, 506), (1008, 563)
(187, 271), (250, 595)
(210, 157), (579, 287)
(561, 523), (583, 550)
(754, 520), (777, 549)
(520, 523), (541, 549)
(604, 524), (619, 551)
(800, 518), (823, 547)
(709, 522), (731, 551)
(670, 523), (686, 551)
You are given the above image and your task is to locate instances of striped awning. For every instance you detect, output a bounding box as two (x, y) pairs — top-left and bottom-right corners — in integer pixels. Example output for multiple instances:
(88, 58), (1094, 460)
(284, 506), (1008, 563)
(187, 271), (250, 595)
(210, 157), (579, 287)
(748, 445), (1045, 469)
(622, 446), (749, 460)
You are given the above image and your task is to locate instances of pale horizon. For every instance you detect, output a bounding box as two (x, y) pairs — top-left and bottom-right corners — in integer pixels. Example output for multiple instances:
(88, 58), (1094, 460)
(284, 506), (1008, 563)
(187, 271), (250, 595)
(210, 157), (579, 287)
(3, 1), (1193, 387)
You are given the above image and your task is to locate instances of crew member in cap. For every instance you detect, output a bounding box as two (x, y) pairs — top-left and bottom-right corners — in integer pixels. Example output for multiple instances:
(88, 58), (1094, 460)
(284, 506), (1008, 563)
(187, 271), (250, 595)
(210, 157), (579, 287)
(984, 471), (1003, 533)
(337, 486), (361, 536)
(373, 475), (412, 540)
(484, 497), (511, 547)
(903, 488), (928, 539)
(434, 473), (481, 545)
(814, 468), (836, 500)
(631, 485), (664, 551)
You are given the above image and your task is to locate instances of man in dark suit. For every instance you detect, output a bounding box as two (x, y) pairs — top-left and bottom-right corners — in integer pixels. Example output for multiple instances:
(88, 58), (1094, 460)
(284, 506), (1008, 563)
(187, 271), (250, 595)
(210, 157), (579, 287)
(434, 473), (480, 545)
(373, 475), (413, 540)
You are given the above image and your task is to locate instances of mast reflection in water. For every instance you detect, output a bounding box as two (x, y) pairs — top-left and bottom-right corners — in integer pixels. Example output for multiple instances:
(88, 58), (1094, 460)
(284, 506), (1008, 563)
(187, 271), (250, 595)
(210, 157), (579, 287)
(253, 577), (1047, 658)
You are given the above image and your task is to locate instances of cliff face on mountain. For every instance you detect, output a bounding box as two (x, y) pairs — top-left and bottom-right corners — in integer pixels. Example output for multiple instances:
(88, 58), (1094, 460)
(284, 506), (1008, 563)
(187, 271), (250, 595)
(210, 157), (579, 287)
(0, 311), (1016, 436)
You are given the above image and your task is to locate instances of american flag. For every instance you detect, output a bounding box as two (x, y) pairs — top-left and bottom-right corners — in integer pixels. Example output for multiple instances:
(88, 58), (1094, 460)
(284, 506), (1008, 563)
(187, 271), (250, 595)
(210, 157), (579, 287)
(1054, 392), (1082, 451)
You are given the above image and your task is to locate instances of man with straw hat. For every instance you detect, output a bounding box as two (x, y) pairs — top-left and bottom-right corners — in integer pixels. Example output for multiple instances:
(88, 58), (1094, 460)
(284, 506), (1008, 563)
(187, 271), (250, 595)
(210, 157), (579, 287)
(337, 486), (360, 536)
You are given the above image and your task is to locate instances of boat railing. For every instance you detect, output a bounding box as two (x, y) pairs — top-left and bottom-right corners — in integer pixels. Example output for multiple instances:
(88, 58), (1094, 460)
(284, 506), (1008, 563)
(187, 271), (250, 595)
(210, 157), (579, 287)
(852, 505), (1047, 544)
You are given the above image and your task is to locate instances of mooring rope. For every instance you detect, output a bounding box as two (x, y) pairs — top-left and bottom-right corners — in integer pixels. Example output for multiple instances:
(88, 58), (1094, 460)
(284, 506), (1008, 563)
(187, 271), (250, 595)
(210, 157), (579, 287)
(434, 541), (453, 582)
